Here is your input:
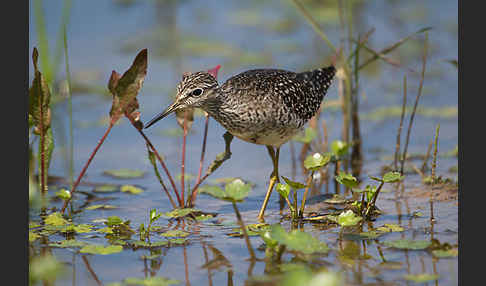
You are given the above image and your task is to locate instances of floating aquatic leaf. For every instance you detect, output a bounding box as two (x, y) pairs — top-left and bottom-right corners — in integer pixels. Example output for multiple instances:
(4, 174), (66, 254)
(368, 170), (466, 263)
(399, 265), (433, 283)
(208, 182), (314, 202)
(97, 227), (114, 234)
(80, 244), (123, 255)
(230, 223), (270, 237)
(335, 172), (359, 188)
(64, 224), (93, 233)
(29, 221), (41, 229)
(160, 230), (189, 238)
(163, 208), (198, 218)
(264, 224), (329, 255)
(331, 140), (350, 157)
(337, 210), (362, 227)
(49, 240), (87, 248)
(121, 184), (144, 194)
(276, 183), (291, 198)
(384, 239), (431, 250)
(376, 224), (404, 232)
(122, 276), (180, 286)
(93, 184), (119, 193)
(383, 171), (404, 183)
(86, 204), (118, 210)
(29, 231), (40, 242)
(199, 185), (226, 200)
(403, 273), (439, 283)
(323, 194), (347, 204)
(356, 231), (383, 240)
(44, 212), (69, 226)
(225, 179), (251, 202)
(55, 189), (71, 200)
(432, 249), (458, 258)
(132, 240), (168, 248)
(103, 169), (145, 179)
(195, 214), (214, 221)
(168, 238), (187, 245)
(412, 211), (424, 217)
(199, 179), (251, 202)
(282, 176), (307, 189)
(304, 153), (331, 171)
(106, 216), (123, 227)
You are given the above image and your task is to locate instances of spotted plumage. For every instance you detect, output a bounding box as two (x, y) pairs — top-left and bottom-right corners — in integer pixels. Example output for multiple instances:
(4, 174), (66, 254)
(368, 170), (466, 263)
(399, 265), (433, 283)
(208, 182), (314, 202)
(145, 66), (336, 147)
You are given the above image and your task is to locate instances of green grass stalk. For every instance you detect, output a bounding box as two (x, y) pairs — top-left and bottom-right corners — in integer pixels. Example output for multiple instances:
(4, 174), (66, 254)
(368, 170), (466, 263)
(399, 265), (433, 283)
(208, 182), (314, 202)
(393, 75), (407, 170)
(431, 124), (440, 179)
(401, 32), (428, 174)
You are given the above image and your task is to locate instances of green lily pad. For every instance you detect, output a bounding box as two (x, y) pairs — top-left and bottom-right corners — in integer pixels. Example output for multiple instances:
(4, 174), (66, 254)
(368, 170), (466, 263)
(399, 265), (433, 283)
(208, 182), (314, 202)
(93, 184), (119, 193)
(276, 183), (291, 198)
(356, 231), (383, 240)
(195, 214), (214, 221)
(331, 140), (350, 157)
(66, 224), (93, 233)
(432, 249), (458, 258)
(200, 179), (251, 202)
(44, 212), (69, 226)
(121, 276), (180, 286)
(86, 204), (118, 210)
(29, 231), (40, 242)
(403, 273), (439, 283)
(80, 244), (123, 255)
(264, 224), (329, 255)
(29, 221), (41, 229)
(384, 239), (432, 250)
(335, 172), (359, 188)
(383, 171), (405, 183)
(106, 216), (124, 227)
(225, 179), (251, 202)
(324, 194), (347, 204)
(160, 230), (190, 238)
(168, 238), (187, 245)
(303, 152), (331, 171)
(97, 227), (114, 234)
(163, 208), (198, 218)
(337, 210), (362, 227)
(103, 169), (145, 179)
(121, 185), (144, 194)
(55, 189), (71, 200)
(376, 224), (405, 232)
(282, 176), (307, 189)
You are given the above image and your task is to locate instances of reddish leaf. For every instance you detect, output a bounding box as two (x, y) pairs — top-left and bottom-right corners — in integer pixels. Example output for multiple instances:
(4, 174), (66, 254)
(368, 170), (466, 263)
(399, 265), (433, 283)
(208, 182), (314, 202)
(207, 64), (221, 79)
(108, 49), (148, 126)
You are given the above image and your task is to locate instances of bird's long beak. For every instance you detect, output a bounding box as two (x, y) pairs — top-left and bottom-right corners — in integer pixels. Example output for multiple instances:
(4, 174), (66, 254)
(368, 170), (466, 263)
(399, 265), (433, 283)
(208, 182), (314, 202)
(144, 101), (180, 129)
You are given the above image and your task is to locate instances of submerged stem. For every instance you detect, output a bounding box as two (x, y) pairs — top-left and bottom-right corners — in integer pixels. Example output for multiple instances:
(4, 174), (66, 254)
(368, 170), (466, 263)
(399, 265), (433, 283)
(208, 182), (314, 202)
(61, 122), (114, 214)
(232, 202), (256, 260)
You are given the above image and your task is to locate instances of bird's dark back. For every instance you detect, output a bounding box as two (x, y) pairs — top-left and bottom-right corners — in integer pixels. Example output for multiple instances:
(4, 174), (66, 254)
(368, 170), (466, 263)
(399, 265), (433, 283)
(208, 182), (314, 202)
(220, 66), (336, 121)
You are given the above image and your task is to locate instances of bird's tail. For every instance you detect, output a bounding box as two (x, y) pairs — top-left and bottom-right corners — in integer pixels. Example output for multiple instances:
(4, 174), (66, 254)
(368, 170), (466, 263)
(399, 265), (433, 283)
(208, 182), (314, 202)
(298, 65), (336, 94)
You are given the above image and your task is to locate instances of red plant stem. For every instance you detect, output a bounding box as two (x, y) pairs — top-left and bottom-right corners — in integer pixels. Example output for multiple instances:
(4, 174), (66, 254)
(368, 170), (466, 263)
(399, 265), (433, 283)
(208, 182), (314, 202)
(192, 114), (210, 205)
(82, 256), (102, 286)
(60, 122), (114, 214)
(183, 245), (190, 286)
(37, 82), (46, 194)
(138, 128), (182, 206)
(181, 115), (188, 207)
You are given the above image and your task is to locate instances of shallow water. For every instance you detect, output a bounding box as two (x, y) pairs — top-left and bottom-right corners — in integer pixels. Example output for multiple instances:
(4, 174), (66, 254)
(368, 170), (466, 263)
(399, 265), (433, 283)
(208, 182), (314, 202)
(29, 1), (457, 285)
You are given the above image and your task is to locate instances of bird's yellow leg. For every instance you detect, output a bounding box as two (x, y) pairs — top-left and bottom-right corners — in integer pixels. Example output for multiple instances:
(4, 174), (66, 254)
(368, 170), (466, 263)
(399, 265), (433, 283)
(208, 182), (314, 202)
(258, 146), (280, 220)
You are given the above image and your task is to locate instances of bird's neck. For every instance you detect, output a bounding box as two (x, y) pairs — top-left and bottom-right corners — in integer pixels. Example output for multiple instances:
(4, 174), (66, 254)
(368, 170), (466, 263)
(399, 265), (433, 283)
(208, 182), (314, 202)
(200, 88), (230, 123)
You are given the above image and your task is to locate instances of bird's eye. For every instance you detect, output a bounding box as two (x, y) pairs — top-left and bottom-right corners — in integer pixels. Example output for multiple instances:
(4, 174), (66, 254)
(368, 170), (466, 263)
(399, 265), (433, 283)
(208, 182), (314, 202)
(192, 88), (203, 96)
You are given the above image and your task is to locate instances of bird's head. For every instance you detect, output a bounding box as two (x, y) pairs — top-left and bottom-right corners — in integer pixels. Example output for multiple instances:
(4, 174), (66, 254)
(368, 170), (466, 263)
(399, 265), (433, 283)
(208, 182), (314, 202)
(144, 71), (219, 129)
